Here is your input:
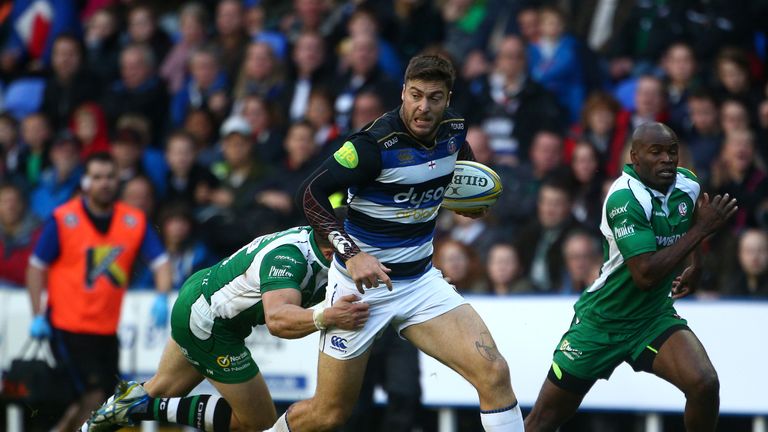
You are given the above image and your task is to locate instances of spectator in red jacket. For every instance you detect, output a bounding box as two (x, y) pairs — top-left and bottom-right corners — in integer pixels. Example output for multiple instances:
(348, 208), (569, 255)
(565, 91), (631, 178)
(0, 182), (41, 286)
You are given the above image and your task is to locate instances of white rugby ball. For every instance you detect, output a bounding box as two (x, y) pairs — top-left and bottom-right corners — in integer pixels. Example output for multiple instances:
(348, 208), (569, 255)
(441, 161), (503, 212)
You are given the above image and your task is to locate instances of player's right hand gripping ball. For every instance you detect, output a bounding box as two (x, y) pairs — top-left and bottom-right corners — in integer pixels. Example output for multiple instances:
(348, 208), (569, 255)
(441, 161), (503, 212)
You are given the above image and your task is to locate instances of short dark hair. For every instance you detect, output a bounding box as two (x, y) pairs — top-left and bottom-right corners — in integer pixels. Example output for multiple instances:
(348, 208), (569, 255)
(84, 152), (116, 173)
(404, 55), (455, 91)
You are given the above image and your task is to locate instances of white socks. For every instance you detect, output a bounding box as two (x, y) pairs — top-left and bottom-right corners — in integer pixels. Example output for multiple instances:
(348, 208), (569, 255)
(480, 402), (524, 431)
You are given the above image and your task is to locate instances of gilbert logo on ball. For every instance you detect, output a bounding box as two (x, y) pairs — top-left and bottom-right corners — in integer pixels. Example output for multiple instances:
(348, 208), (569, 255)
(441, 161), (503, 212)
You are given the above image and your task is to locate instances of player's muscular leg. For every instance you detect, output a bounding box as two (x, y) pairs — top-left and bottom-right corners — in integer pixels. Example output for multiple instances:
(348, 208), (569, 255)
(143, 339), (204, 397)
(524, 379), (585, 431)
(401, 304), (515, 410)
(287, 350), (371, 431)
(211, 374), (276, 431)
(652, 329), (719, 432)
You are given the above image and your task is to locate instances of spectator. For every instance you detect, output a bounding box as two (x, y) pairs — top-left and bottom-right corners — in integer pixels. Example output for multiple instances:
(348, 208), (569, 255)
(233, 41), (285, 102)
(160, 2), (209, 94)
(307, 89), (341, 149)
(720, 97), (751, 135)
(720, 229), (768, 297)
(516, 5), (540, 43)
(515, 177), (584, 292)
(203, 116), (281, 255)
(484, 242), (535, 295)
(252, 121), (319, 225)
(560, 230), (602, 294)
(567, 142), (605, 229)
(0, 183), (41, 287)
(713, 47), (760, 112)
(121, 174), (156, 220)
(239, 94), (286, 165)
(2, 0), (79, 73)
(345, 6), (403, 79)
(527, 6), (585, 124)
(163, 130), (218, 209)
(102, 44), (169, 144)
(441, 0), (486, 62)
(661, 42), (699, 132)
(244, 3), (289, 58)
(708, 129), (768, 233)
(282, 32), (332, 122)
(375, 0), (443, 63)
(280, 0), (335, 42)
(83, 7), (120, 86)
(213, 0), (249, 81)
(124, 4), (172, 67)
(183, 108), (219, 165)
(605, 1), (685, 79)
(30, 132), (83, 220)
(157, 203), (217, 290)
(631, 75), (668, 131)
(114, 113), (168, 191)
(681, 90), (723, 183)
(565, 91), (631, 177)
(466, 35), (563, 163)
(170, 46), (230, 127)
(110, 127), (148, 189)
(433, 238), (485, 294)
(70, 102), (110, 160)
(446, 211), (500, 261)
(333, 33), (399, 131)
(758, 97), (768, 164)
(26, 152), (171, 432)
(0, 114), (23, 182)
(18, 113), (53, 187)
(41, 34), (100, 131)
(210, 116), (269, 214)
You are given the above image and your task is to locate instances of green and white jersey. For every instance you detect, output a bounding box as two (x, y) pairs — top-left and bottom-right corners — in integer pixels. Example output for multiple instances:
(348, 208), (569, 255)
(574, 164), (700, 331)
(188, 226), (330, 340)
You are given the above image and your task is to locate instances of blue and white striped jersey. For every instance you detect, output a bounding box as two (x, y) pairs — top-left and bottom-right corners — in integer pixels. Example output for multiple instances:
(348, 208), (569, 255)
(339, 107), (468, 279)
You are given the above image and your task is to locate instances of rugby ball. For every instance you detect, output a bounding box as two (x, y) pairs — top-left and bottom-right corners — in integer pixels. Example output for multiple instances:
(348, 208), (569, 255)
(441, 161), (503, 212)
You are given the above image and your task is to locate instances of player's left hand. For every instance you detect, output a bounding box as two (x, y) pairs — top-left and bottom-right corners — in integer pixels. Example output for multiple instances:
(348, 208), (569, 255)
(672, 265), (701, 299)
(151, 293), (169, 327)
(454, 208), (488, 219)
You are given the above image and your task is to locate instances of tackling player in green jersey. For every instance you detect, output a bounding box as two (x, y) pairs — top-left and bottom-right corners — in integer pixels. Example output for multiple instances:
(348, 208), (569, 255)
(526, 122), (738, 432)
(82, 226), (369, 432)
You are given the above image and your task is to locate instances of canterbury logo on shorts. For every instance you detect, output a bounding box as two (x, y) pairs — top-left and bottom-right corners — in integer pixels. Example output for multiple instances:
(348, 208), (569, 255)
(330, 336), (348, 353)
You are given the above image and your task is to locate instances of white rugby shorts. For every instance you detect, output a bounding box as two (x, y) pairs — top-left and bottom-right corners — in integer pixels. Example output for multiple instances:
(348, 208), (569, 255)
(319, 262), (467, 359)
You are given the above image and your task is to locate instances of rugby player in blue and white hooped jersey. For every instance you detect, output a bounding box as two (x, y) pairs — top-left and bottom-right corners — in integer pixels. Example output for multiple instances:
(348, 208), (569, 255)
(269, 56), (523, 432)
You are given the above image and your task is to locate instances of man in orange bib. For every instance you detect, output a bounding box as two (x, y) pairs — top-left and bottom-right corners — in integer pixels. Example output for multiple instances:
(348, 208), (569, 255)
(26, 152), (172, 432)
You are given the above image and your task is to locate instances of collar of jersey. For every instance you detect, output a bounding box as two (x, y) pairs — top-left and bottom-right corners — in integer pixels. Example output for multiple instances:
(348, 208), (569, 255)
(622, 164), (673, 198)
(309, 229), (331, 268)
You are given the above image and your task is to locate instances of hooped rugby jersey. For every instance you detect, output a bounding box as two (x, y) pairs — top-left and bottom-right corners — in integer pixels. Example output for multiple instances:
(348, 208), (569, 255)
(340, 107), (468, 279)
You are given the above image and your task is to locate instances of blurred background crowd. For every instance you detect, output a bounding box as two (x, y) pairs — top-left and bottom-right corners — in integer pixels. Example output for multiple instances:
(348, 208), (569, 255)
(2, 0), (767, 300)
(1, 1), (767, 431)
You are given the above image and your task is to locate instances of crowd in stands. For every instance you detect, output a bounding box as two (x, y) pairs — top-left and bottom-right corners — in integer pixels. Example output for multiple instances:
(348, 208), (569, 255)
(1, 0), (767, 299)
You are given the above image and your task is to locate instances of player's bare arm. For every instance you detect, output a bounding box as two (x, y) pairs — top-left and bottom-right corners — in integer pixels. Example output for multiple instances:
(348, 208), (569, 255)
(262, 289), (370, 339)
(625, 192), (737, 291)
(671, 248), (703, 299)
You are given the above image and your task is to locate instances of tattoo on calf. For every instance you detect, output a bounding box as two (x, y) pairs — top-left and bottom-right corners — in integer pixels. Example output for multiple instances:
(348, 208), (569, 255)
(475, 331), (499, 362)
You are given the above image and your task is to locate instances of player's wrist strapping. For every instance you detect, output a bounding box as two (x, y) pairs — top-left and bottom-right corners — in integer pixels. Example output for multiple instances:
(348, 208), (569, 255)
(313, 308), (327, 330)
(328, 230), (361, 261)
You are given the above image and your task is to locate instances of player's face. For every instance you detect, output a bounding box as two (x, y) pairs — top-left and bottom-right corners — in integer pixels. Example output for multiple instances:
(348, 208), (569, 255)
(630, 135), (679, 192)
(401, 80), (450, 141)
(86, 161), (119, 207)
